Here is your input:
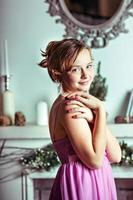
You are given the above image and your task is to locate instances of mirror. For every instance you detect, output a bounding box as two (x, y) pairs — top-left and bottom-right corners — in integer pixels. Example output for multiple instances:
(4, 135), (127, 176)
(46, 0), (133, 48)
(65, 0), (122, 26)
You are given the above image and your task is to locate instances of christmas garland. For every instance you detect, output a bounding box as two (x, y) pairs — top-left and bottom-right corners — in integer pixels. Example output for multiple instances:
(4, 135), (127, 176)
(20, 141), (133, 171)
(118, 141), (133, 166)
(20, 144), (60, 171)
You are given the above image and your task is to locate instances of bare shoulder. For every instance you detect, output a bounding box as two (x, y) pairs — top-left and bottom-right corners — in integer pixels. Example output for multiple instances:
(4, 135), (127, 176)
(49, 95), (65, 120)
(49, 95), (66, 140)
(61, 101), (93, 148)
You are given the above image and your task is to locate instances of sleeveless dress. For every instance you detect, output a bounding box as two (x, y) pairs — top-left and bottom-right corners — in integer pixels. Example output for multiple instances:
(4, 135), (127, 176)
(49, 136), (117, 200)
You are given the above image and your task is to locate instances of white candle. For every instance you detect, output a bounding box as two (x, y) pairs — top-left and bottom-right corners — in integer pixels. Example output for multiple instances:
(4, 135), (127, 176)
(2, 90), (15, 124)
(4, 40), (9, 76)
(36, 101), (48, 126)
(0, 43), (4, 75)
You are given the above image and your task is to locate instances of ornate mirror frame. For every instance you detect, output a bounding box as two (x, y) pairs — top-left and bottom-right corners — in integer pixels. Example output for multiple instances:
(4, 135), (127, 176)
(45, 0), (133, 48)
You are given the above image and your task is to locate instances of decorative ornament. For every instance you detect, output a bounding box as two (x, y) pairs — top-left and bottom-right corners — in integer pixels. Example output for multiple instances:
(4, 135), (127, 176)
(19, 140), (133, 172)
(89, 61), (108, 101)
(115, 115), (133, 123)
(113, 141), (133, 166)
(20, 144), (60, 171)
(15, 111), (26, 126)
(0, 115), (12, 126)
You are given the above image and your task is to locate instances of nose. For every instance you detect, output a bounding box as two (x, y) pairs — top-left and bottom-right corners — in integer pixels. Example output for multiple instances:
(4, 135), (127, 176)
(81, 68), (88, 78)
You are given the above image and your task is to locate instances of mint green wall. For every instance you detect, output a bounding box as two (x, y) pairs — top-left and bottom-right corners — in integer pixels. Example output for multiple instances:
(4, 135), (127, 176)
(0, 0), (133, 123)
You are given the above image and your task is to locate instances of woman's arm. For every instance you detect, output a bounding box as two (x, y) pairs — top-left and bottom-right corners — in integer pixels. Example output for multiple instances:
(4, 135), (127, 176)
(68, 93), (121, 164)
(61, 94), (107, 169)
(106, 126), (121, 163)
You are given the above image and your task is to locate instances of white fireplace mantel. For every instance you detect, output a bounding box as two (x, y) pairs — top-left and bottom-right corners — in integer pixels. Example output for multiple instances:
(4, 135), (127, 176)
(0, 124), (50, 140)
(0, 123), (133, 139)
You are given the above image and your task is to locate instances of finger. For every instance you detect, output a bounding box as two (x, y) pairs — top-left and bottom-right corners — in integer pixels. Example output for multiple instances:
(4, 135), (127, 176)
(67, 92), (93, 103)
(65, 100), (84, 107)
(72, 113), (88, 120)
(78, 93), (99, 102)
(66, 107), (82, 113)
(66, 92), (83, 99)
(75, 95), (90, 106)
(75, 96), (98, 110)
(72, 113), (94, 122)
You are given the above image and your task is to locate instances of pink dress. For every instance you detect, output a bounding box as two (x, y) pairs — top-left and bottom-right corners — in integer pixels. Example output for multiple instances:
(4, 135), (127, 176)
(49, 137), (117, 200)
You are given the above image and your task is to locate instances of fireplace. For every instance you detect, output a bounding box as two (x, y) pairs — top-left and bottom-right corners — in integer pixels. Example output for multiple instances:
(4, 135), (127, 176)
(115, 179), (133, 200)
(34, 178), (133, 200)
(1, 124), (133, 200)
(22, 168), (58, 200)
(23, 167), (133, 200)
(24, 177), (133, 200)
(34, 179), (54, 200)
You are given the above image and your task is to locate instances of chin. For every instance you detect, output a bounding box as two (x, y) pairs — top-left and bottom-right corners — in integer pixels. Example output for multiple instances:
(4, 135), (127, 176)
(77, 88), (89, 93)
(79, 85), (90, 91)
(71, 84), (90, 92)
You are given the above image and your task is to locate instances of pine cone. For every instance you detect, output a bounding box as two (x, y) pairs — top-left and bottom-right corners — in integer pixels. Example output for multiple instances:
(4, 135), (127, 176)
(15, 111), (26, 126)
(0, 115), (12, 126)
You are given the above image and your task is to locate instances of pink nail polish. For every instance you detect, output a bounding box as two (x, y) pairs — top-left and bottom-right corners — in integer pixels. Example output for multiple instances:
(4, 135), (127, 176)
(72, 115), (77, 118)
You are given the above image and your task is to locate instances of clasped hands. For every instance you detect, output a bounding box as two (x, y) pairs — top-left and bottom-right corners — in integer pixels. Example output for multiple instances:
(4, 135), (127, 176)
(64, 92), (105, 123)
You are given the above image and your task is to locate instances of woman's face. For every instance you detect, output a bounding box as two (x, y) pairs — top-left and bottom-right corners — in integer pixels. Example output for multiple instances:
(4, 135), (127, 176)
(62, 48), (94, 93)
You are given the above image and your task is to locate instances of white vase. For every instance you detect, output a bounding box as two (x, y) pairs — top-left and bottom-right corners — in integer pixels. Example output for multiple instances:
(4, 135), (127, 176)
(36, 101), (48, 126)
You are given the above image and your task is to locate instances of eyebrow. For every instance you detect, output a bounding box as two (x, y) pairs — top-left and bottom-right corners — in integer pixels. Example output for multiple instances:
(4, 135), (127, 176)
(71, 62), (93, 67)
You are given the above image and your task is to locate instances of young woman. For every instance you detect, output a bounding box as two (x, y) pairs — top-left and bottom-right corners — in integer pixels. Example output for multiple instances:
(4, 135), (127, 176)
(39, 38), (121, 200)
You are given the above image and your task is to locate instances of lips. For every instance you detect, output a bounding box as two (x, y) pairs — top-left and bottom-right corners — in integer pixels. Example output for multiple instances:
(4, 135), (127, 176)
(79, 80), (90, 85)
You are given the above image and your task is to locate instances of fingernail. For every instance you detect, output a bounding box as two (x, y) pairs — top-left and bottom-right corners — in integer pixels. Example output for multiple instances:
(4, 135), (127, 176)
(72, 115), (77, 118)
(75, 96), (79, 100)
(64, 101), (68, 104)
(66, 109), (72, 113)
(69, 96), (74, 100)
(64, 100), (71, 104)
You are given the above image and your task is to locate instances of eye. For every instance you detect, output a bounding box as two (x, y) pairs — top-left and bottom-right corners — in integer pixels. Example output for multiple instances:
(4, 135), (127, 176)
(71, 67), (81, 73)
(86, 63), (93, 69)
